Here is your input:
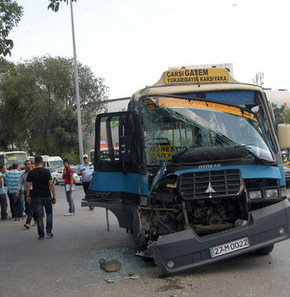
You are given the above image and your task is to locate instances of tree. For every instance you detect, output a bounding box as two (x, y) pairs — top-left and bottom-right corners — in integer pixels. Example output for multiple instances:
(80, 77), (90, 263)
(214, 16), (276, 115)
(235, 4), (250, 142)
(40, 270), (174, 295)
(48, 0), (76, 12)
(271, 103), (286, 125)
(282, 108), (290, 124)
(0, 56), (15, 72)
(0, 56), (107, 155)
(0, 0), (23, 57)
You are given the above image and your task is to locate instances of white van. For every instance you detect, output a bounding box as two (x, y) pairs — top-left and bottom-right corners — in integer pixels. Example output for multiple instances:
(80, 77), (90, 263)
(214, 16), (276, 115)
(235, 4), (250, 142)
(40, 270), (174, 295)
(41, 155), (63, 171)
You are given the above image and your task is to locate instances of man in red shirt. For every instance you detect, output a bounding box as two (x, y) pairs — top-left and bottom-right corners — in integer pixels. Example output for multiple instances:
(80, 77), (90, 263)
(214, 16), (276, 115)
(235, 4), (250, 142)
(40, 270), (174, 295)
(62, 159), (75, 216)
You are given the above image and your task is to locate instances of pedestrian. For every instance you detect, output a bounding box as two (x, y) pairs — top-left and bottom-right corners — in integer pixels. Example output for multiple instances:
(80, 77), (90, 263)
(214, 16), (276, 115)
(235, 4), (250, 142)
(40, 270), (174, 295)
(0, 165), (8, 220)
(26, 156), (56, 240)
(16, 160), (37, 229)
(4, 163), (22, 220)
(77, 154), (94, 198)
(62, 159), (76, 216)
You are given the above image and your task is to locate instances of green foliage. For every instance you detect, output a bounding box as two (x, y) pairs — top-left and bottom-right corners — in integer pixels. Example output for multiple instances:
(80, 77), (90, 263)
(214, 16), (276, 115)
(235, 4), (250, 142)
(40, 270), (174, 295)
(282, 108), (290, 124)
(48, 0), (77, 12)
(271, 103), (286, 125)
(0, 56), (107, 156)
(271, 103), (290, 125)
(60, 152), (79, 165)
(0, 56), (15, 72)
(0, 0), (23, 56)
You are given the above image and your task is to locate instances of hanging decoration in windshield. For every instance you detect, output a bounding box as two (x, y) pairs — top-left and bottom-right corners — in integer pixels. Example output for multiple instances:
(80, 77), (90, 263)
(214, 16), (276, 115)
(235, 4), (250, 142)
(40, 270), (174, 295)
(145, 97), (257, 122)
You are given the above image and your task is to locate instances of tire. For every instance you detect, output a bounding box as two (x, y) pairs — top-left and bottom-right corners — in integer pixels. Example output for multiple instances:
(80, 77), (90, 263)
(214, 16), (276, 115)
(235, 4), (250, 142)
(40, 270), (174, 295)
(53, 178), (58, 185)
(132, 211), (146, 249)
(89, 207), (94, 210)
(256, 244), (274, 255)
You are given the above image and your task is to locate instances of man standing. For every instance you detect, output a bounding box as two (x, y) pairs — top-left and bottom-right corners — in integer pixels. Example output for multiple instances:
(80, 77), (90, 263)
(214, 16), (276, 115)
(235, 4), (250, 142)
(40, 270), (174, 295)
(16, 160), (36, 229)
(78, 154), (94, 197)
(62, 159), (75, 216)
(5, 163), (22, 220)
(26, 156), (56, 240)
(0, 165), (8, 220)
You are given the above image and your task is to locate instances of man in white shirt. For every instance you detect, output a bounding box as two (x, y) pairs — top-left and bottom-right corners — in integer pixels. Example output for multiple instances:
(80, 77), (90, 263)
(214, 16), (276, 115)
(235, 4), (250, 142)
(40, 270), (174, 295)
(78, 154), (94, 198)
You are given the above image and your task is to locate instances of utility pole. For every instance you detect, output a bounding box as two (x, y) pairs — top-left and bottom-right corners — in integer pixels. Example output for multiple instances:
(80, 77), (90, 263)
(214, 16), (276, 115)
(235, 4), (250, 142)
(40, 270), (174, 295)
(70, 0), (83, 161)
(252, 72), (264, 87)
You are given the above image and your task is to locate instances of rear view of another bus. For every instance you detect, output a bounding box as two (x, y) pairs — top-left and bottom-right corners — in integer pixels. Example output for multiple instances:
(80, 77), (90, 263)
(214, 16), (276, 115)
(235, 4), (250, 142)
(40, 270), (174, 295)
(5, 151), (27, 169)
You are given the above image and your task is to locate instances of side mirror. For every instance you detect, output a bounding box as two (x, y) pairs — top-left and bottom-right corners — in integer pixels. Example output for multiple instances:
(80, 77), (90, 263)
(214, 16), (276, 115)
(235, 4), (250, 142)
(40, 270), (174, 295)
(278, 124), (290, 150)
(119, 135), (132, 173)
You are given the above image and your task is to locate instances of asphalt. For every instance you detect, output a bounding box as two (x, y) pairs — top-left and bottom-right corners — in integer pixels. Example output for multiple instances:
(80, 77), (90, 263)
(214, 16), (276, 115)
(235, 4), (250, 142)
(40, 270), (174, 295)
(0, 186), (290, 297)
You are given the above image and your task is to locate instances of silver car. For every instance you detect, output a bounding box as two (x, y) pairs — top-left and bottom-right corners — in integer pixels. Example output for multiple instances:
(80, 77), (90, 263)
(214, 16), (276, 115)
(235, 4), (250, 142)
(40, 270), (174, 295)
(51, 166), (82, 185)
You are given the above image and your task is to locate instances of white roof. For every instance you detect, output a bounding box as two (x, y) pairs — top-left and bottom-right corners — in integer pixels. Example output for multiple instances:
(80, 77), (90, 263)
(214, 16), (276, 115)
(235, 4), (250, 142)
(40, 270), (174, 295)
(133, 68), (263, 101)
(41, 156), (63, 161)
(5, 151), (26, 154)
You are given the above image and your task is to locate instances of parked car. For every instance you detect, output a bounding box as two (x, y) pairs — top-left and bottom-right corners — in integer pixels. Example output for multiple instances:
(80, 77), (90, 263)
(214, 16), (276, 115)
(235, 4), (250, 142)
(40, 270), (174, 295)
(51, 166), (82, 185)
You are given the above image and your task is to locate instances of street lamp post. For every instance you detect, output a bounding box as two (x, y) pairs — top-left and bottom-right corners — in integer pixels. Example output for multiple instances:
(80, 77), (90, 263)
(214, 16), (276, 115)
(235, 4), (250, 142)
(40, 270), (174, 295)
(70, 0), (83, 162)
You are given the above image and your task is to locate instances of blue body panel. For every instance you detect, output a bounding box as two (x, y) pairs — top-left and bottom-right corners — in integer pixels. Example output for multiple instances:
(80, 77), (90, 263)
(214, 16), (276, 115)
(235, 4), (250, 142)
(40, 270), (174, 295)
(184, 91), (255, 105)
(89, 164), (285, 197)
(175, 164), (285, 186)
(89, 171), (148, 196)
(278, 163), (286, 186)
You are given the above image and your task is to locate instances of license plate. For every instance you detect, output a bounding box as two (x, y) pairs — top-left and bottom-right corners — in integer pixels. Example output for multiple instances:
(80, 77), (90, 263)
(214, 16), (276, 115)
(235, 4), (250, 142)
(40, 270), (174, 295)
(209, 237), (250, 258)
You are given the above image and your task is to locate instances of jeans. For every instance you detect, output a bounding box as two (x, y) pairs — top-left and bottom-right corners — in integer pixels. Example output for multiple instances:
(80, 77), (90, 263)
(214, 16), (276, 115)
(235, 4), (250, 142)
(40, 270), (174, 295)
(65, 191), (75, 213)
(82, 182), (90, 196)
(25, 201), (37, 225)
(0, 194), (8, 220)
(16, 191), (24, 219)
(7, 192), (17, 218)
(24, 191), (36, 225)
(34, 197), (53, 237)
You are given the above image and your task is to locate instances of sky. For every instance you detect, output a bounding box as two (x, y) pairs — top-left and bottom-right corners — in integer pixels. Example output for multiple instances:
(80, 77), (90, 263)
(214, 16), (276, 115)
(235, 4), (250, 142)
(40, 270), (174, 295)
(6, 0), (290, 100)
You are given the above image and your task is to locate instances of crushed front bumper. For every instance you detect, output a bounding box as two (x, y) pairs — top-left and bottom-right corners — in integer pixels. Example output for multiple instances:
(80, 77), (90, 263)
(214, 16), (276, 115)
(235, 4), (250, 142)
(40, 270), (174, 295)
(150, 199), (290, 275)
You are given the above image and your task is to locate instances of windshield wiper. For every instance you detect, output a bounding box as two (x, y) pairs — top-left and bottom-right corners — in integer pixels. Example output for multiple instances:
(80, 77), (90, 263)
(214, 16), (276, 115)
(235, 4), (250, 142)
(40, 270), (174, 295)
(172, 145), (249, 163)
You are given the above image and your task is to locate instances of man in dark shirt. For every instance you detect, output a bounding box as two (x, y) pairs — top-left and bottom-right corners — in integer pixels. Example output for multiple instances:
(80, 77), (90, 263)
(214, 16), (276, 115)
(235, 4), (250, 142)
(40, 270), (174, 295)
(26, 156), (56, 240)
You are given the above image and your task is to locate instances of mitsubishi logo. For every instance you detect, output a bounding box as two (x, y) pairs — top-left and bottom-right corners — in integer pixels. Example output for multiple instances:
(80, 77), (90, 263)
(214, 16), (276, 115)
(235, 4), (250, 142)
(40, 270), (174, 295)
(205, 181), (216, 198)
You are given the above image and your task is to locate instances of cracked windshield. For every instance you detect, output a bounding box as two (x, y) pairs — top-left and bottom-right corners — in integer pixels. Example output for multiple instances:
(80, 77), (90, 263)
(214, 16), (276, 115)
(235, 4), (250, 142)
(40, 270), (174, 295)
(141, 97), (274, 164)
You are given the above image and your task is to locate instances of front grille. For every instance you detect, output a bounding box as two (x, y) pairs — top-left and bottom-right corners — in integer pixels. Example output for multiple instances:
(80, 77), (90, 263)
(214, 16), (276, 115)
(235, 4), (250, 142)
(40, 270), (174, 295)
(180, 169), (241, 200)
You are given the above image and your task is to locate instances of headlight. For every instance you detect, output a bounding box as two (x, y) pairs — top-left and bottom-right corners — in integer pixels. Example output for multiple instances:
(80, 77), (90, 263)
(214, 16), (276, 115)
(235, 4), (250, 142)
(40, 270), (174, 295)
(248, 190), (262, 199)
(265, 188), (279, 199)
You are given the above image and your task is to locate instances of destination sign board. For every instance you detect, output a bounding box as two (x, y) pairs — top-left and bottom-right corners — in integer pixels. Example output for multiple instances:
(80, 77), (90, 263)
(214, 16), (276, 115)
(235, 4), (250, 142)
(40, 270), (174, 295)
(164, 68), (229, 85)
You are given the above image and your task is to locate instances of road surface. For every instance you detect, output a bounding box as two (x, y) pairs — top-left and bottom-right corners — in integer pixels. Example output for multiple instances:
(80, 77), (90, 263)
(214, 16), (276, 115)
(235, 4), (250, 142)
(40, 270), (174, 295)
(0, 186), (289, 297)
